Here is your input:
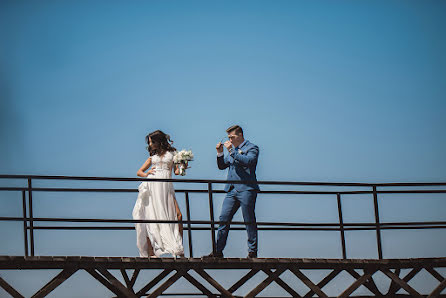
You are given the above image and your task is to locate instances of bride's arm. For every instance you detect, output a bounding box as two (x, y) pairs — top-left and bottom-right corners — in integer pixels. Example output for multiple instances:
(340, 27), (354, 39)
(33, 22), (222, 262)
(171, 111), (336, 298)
(174, 161), (189, 175)
(137, 157), (152, 177)
(173, 162), (187, 176)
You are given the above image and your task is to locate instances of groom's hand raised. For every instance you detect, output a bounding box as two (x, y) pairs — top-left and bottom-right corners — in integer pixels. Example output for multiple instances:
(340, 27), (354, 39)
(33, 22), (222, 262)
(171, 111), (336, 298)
(224, 141), (233, 152)
(216, 142), (224, 154)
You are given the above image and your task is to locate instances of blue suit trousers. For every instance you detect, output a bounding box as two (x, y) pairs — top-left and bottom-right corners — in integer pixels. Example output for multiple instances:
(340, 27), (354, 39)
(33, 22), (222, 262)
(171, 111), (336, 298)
(216, 188), (258, 253)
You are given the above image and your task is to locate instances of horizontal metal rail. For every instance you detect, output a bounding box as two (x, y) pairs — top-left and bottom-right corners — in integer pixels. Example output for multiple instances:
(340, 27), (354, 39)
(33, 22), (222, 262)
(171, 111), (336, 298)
(1, 175), (445, 260)
(1, 174), (445, 187)
(2, 186), (446, 194)
(2, 216), (446, 227)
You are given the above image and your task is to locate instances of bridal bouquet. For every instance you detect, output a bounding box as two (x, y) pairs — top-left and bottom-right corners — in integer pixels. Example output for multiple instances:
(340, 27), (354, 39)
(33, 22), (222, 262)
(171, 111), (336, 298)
(173, 150), (194, 176)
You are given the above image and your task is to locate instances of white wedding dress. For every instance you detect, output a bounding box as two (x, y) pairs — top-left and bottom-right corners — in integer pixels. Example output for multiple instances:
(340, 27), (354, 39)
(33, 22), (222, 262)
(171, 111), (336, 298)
(132, 151), (184, 257)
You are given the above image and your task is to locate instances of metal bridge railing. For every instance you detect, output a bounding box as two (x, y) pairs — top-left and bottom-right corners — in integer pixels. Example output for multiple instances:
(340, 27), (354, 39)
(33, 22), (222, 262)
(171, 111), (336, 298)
(1, 175), (445, 259)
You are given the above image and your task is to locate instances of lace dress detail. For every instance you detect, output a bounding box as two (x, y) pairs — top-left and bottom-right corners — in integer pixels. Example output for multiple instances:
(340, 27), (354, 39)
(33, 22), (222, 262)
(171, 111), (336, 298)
(132, 151), (184, 257)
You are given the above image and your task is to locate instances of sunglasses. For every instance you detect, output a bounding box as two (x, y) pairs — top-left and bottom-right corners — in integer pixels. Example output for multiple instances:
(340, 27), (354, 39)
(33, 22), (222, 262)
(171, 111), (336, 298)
(220, 135), (238, 143)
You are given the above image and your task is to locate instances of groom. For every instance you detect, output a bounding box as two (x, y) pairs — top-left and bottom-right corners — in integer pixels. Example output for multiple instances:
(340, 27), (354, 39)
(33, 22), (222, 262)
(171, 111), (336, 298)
(206, 125), (260, 258)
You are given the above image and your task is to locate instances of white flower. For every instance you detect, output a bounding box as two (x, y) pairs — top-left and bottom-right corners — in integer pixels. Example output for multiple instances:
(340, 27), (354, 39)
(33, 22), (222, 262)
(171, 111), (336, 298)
(174, 149), (194, 163)
(238, 149), (243, 154)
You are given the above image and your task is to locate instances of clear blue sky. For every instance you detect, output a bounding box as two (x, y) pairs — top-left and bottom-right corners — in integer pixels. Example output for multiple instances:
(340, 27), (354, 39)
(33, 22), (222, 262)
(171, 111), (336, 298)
(1, 1), (445, 296)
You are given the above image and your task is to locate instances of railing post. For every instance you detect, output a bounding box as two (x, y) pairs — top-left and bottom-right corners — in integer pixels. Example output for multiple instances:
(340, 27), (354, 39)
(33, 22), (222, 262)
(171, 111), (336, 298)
(22, 190), (29, 257)
(28, 178), (35, 256)
(372, 185), (383, 259)
(336, 193), (347, 259)
(207, 183), (216, 254)
(184, 192), (194, 258)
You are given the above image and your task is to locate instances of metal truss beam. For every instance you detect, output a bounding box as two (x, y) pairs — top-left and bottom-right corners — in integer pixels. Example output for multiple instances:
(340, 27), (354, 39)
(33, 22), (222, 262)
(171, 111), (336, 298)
(1, 256), (446, 297)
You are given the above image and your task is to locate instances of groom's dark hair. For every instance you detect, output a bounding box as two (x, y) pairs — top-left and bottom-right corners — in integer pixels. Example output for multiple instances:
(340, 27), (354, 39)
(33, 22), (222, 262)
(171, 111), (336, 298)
(226, 125), (243, 136)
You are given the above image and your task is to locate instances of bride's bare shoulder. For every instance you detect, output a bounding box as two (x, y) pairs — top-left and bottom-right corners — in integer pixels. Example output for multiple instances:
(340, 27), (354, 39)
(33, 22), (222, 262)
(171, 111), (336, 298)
(143, 156), (152, 165)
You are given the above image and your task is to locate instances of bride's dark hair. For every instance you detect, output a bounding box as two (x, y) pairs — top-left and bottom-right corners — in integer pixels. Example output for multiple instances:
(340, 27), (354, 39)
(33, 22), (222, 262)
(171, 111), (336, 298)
(146, 130), (176, 156)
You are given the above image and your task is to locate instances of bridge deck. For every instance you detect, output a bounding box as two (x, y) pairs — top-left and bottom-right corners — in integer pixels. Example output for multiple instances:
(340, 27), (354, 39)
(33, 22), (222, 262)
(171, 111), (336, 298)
(1, 255), (446, 269)
(1, 256), (446, 298)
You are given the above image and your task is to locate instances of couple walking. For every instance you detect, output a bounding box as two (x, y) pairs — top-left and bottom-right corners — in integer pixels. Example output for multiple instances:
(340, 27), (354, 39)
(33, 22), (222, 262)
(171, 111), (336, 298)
(132, 125), (260, 258)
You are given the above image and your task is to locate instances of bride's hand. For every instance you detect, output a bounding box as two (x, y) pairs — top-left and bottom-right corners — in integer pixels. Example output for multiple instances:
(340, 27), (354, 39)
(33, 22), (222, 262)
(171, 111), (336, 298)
(147, 167), (156, 176)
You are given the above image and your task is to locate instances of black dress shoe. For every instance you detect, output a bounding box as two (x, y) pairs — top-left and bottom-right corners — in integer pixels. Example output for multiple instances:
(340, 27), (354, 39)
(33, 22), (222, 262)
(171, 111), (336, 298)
(247, 252), (257, 259)
(203, 251), (224, 258)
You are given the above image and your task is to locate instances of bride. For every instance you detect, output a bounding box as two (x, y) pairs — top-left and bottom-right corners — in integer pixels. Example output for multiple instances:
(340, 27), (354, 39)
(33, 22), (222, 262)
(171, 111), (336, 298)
(133, 130), (184, 258)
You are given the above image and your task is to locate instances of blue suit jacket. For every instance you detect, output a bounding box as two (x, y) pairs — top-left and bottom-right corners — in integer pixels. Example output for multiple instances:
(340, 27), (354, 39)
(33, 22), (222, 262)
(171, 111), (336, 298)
(217, 140), (260, 192)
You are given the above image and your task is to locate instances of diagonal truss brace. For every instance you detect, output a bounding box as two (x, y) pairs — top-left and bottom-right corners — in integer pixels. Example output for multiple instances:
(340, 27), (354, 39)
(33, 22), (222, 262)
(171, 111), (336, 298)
(0, 276), (24, 298)
(31, 268), (78, 298)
